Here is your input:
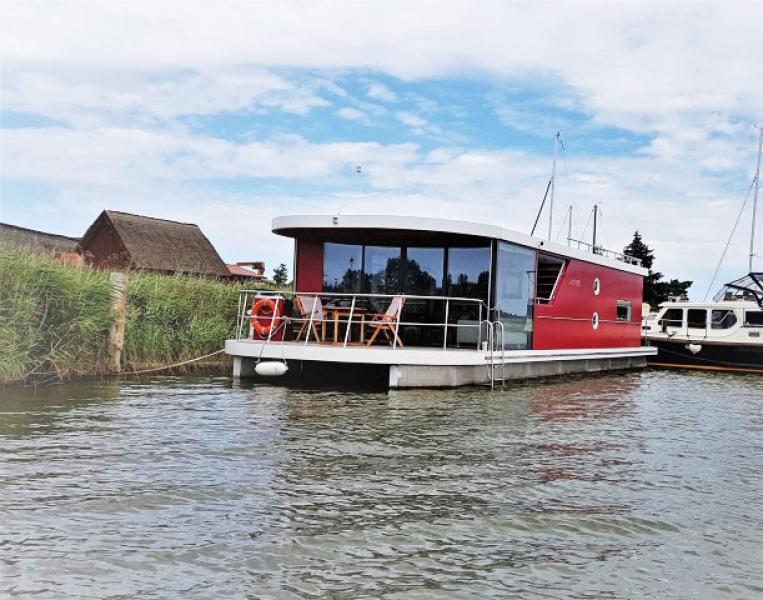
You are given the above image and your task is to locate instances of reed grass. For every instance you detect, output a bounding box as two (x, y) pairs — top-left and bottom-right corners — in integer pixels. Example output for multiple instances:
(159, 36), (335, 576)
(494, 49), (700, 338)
(0, 245), (113, 383)
(0, 246), (274, 384)
(123, 271), (241, 370)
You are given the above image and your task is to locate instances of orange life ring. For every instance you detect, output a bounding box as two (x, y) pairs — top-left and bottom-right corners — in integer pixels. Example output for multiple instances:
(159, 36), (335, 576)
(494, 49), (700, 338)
(250, 298), (284, 338)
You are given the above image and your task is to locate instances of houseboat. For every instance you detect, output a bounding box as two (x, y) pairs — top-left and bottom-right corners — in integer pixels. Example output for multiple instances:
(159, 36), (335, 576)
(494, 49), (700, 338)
(224, 214), (656, 388)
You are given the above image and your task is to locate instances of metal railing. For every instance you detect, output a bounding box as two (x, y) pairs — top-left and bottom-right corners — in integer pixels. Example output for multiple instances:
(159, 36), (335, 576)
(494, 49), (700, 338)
(235, 289), (489, 351)
(567, 238), (642, 266)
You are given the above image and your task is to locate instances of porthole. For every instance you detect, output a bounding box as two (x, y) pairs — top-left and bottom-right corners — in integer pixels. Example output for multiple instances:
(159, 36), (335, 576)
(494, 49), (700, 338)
(592, 312), (600, 330)
(593, 277), (601, 296)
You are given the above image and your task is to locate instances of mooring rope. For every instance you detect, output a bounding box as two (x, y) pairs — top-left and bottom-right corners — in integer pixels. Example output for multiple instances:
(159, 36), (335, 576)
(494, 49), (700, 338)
(126, 349), (226, 375)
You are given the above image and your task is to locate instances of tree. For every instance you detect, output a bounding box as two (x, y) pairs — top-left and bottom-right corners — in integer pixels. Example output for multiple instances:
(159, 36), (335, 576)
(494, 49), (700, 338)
(624, 231), (692, 307)
(623, 231), (654, 270)
(272, 263), (288, 287)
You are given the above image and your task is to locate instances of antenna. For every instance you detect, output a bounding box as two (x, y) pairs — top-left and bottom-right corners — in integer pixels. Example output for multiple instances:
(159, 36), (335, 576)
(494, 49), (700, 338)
(335, 165), (363, 220)
(749, 126), (762, 272)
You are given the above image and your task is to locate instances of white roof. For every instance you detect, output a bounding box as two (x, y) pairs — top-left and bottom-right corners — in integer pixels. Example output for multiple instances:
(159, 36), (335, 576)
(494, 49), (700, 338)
(657, 300), (760, 311)
(272, 214), (648, 276)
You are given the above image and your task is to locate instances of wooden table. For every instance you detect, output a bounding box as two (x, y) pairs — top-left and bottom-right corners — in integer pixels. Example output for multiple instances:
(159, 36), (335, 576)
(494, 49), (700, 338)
(324, 306), (368, 344)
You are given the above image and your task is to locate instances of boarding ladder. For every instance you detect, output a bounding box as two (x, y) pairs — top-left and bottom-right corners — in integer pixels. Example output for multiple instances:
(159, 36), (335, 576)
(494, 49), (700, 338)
(486, 320), (505, 389)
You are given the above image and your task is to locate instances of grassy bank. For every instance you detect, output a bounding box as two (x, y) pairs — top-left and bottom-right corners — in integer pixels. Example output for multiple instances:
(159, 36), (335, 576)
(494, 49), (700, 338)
(0, 246), (268, 384)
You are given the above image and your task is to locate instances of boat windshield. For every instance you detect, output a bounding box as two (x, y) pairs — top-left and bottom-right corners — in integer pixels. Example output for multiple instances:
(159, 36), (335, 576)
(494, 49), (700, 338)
(713, 272), (763, 307)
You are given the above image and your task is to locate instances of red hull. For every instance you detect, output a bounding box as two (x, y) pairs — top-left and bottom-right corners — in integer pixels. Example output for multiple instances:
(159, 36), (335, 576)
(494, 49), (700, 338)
(533, 259), (643, 349)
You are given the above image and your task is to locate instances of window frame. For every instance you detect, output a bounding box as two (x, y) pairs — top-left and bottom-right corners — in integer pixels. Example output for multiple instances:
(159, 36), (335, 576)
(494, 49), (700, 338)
(616, 300), (633, 322)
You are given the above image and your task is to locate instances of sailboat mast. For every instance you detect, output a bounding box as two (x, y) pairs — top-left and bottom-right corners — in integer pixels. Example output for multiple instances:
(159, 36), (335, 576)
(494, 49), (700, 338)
(750, 126), (763, 272)
(548, 132), (559, 240)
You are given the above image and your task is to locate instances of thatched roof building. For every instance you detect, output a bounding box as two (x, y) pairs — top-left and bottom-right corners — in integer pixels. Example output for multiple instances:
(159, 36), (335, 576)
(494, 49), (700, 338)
(0, 222), (80, 253)
(79, 210), (229, 276)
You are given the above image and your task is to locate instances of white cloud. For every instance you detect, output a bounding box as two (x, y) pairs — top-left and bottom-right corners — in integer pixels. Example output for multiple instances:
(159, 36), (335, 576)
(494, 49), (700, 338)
(0, 68), (330, 125)
(367, 82), (398, 103)
(3, 2), (758, 164)
(0, 127), (421, 186)
(335, 107), (369, 123)
(3, 3), (760, 137)
(396, 111), (426, 128)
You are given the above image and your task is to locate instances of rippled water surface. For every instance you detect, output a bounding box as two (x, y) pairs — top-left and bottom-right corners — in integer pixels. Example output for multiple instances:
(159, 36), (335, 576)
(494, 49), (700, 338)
(1, 371), (762, 599)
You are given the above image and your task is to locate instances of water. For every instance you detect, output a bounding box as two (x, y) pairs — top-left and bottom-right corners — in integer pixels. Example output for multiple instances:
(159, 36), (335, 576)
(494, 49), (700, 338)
(1, 371), (762, 599)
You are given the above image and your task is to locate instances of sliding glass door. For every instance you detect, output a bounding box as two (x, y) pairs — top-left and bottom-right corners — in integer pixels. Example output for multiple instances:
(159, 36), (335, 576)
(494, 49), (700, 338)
(493, 241), (536, 349)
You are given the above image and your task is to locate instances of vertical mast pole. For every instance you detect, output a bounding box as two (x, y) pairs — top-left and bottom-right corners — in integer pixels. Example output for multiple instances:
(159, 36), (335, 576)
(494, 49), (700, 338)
(567, 205), (573, 246)
(749, 126), (763, 272)
(548, 132), (559, 240)
(592, 205), (598, 248)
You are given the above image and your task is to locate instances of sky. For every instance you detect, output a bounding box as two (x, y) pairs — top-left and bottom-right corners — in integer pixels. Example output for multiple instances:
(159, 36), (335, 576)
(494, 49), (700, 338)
(1, 1), (762, 297)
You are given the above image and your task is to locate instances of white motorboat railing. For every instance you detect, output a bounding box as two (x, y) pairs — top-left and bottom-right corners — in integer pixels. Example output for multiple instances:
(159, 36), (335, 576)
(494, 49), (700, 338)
(235, 289), (489, 351)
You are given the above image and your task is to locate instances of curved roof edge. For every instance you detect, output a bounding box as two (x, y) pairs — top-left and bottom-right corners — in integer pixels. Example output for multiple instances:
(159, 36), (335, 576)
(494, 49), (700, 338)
(272, 214), (648, 276)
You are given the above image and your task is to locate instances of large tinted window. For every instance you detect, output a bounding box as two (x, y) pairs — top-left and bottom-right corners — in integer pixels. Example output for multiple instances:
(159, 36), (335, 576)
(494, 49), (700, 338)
(323, 242), (362, 293)
(494, 242), (536, 349)
(687, 309), (707, 329)
(711, 309), (737, 329)
(405, 247), (444, 296)
(661, 308), (684, 326)
(447, 247), (490, 300)
(363, 246), (402, 294)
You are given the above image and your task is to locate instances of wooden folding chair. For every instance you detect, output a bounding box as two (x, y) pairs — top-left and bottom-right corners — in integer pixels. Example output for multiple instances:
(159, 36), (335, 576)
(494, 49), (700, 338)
(293, 295), (326, 342)
(365, 295), (406, 347)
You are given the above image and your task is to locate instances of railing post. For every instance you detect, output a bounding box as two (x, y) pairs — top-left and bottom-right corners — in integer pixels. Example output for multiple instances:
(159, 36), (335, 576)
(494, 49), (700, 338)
(442, 298), (450, 350)
(488, 321), (494, 388)
(343, 295), (356, 347)
(235, 292), (242, 340)
(236, 293), (244, 339)
(265, 296), (280, 343)
(304, 294), (317, 345)
(497, 321), (505, 388)
(393, 296), (403, 350)
(238, 294), (248, 340)
(477, 302), (483, 349)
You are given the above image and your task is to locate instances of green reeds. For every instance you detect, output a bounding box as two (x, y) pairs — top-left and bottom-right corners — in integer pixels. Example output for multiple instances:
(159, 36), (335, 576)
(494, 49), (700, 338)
(0, 246), (274, 384)
(0, 246), (113, 383)
(123, 271), (241, 370)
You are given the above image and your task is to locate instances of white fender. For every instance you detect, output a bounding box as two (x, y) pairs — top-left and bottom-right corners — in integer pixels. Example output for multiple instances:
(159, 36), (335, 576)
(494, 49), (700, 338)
(686, 344), (702, 355)
(255, 361), (289, 377)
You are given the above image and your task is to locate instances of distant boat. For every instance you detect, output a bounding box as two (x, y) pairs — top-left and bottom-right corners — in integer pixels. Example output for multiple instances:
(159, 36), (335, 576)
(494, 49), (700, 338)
(644, 128), (763, 373)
